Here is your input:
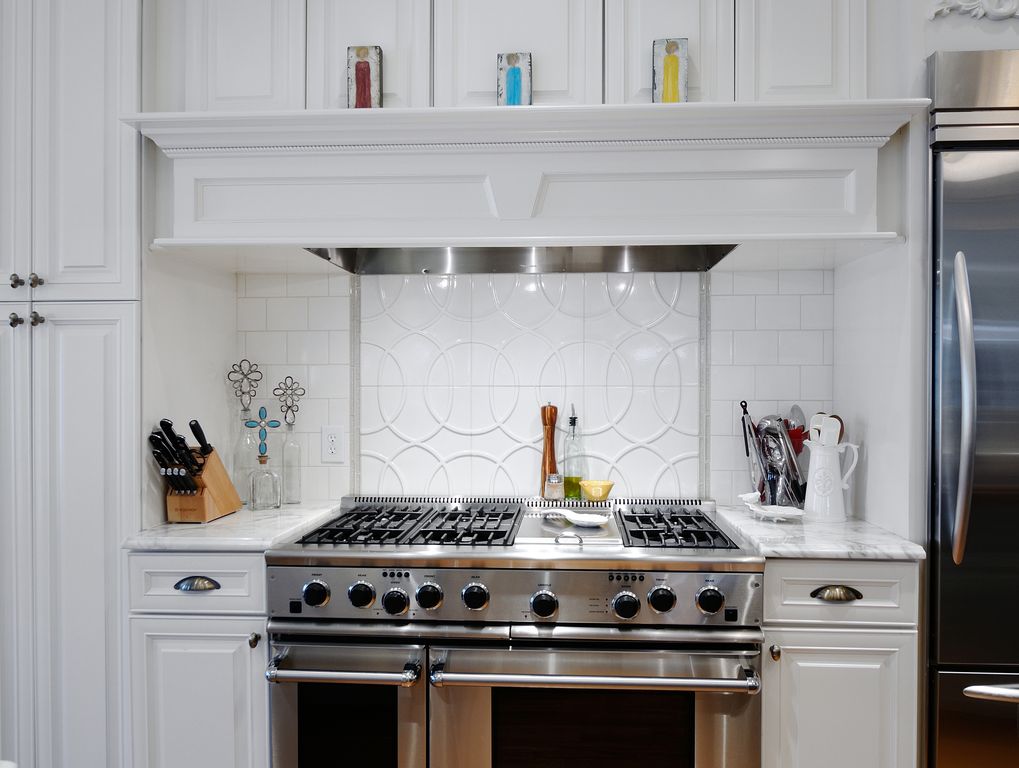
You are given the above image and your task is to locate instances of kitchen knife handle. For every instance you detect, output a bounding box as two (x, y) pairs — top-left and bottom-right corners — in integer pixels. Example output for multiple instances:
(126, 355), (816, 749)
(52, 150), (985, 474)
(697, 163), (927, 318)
(148, 433), (177, 468)
(953, 251), (977, 566)
(189, 419), (213, 456)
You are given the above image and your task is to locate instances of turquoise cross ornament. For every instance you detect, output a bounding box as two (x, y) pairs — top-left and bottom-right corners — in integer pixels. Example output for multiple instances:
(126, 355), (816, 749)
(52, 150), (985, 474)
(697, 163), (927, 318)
(245, 406), (281, 456)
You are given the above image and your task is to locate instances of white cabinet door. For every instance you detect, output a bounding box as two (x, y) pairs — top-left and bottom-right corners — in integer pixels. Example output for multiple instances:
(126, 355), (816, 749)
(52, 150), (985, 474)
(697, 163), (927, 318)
(306, 0), (431, 109)
(433, 0), (602, 107)
(31, 302), (139, 768)
(604, 0), (735, 104)
(130, 616), (269, 768)
(735, 0), (866, 102)
(762, 628), (918, 768)
(183, 0), (306, 111)
(32, 0), (140, 301)
(0, 0), (32, 298)
(0, 302), (31, 766)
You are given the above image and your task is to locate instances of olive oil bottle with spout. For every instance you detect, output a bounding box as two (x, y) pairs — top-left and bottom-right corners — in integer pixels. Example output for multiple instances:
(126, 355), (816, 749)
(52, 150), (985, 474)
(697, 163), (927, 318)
(562, 405), (585, 500)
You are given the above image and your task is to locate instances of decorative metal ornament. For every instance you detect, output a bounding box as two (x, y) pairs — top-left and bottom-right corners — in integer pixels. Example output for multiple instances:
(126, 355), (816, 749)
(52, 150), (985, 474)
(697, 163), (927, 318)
(228, 359), (263, 410)
(245, 406), (281, 457)
(274, 376), (306, 425)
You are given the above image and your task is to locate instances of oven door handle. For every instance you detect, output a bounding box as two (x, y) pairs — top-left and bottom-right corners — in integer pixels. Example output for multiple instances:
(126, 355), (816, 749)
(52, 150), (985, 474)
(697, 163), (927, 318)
(428, 661), (760, 695)
(266, 659), (421, 688)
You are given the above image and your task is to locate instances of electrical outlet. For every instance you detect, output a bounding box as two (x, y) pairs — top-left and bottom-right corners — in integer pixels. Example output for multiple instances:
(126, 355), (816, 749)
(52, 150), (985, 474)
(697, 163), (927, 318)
(321, 425), (347, 464)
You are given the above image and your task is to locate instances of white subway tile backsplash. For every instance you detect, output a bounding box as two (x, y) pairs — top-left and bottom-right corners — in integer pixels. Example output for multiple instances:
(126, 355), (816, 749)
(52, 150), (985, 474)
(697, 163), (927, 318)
(733, 271), (778, 295)
(733, 330), (778, 365)
(328, 273), (352, 297)
(711, 331), (733, 366)
(800, 295), (834, 330)
(244, 274), (286, 297)
(287, 331), (329, 365)
(328, 331), (351, 364)
(823, 271), (835, 295)
(754, 295), (800, 330)
(778, 270), (824, 295)
(237, 298), (267, 331)
(800, 365), (834, 400)
(710, 271), (733, 295)
(777, 330), (824, 365)
(286, 273), (329, 297)
(710, 295), (756, 330)
(266, 297), (308, 330)
(712, 365), (755, 401)
(309, 365), (351, 399)
(245, 331), (287, 363)
(755, 365), (800, 400)
(309, 296), (351, 330)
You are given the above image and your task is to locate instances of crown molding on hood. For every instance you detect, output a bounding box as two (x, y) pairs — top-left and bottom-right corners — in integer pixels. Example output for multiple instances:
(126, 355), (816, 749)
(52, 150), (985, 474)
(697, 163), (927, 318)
(127, 100), (929, 268)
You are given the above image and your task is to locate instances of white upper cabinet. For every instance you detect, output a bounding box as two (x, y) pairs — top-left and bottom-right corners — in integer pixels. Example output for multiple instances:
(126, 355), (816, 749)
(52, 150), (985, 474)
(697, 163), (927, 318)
(143, 0), (306, 112)
(1, 0), (32, 296)
(432, 0), (603, 107)
(604, 0), (736, 104)
(306, 0), (431, 109)
(736, 0), (866, 101)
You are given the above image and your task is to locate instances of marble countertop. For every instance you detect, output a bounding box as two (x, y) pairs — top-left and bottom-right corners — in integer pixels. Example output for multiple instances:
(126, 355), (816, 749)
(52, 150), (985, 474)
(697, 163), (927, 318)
(123, 501), (341, 552)
(715, 505), (926, 561)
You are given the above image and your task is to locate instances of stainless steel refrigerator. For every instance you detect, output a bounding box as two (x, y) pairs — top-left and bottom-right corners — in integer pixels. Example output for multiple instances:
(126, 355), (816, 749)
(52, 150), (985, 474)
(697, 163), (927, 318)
(930, 50), (1019, 766)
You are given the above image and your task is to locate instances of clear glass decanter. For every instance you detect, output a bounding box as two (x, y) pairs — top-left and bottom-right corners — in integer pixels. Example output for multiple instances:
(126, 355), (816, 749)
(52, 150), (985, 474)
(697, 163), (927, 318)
(249, 455), (281, 511)
(282, 423), (302, 504)
(562, 406), (586, 501)
(232, 408), (259, 505)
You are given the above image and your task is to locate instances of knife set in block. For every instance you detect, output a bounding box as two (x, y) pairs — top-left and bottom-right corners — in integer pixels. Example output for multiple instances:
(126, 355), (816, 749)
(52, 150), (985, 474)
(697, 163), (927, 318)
(165, 449), (243, 523)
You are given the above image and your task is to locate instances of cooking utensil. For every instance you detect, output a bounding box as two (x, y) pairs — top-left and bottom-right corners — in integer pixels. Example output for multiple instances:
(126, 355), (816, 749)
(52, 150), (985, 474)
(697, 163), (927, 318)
(756, 414), (805, 507)
(819, 415), (841, 447)
(739, 401), (767, 501)
(830, 414), (846, 443)
(540, 403), (558, 498)
(189, 419), (214, 456)
(786, 404), (807, 432)
(808, 412), (827, 442)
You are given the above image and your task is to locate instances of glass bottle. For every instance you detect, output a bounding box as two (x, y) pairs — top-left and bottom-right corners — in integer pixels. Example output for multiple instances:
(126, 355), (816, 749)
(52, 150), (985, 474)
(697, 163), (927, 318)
(282, 423), (302, 504)
(562, 407), (585, 501)
(249, 455), (281, 511)
(232, 408), (259, 505)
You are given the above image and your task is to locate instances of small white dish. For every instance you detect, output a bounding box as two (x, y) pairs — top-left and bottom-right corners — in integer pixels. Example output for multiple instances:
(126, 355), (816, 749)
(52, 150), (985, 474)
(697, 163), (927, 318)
(746, 503), (804, 522)
(548, 509), (612, 528)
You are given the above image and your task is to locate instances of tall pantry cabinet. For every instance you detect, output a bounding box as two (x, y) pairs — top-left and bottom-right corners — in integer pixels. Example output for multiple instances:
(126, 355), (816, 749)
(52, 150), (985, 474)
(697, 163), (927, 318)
(0, 1), (140, 767)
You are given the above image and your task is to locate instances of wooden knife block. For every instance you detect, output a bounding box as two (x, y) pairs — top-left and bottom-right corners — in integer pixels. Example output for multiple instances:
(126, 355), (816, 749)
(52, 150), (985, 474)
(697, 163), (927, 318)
(165, 448), (243, 524)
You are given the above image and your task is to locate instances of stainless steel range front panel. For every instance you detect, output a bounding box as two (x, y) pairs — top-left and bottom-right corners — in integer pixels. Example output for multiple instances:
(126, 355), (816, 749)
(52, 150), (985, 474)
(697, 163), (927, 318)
(267, 566), (763, 628)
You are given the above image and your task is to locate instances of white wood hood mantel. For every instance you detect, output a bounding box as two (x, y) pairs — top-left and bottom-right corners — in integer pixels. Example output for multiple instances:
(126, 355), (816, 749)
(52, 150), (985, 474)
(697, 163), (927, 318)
(129, 100), (928, 249)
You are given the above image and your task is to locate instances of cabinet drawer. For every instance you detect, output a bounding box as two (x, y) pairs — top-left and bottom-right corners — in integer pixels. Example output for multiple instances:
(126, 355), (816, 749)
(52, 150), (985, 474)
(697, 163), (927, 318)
(129, 552), (266, 614)
(764, 560), (918, 627)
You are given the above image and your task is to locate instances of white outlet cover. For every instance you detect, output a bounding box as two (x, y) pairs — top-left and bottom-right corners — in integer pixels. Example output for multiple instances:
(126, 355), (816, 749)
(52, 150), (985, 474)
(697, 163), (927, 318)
(321, 424), (347, 465)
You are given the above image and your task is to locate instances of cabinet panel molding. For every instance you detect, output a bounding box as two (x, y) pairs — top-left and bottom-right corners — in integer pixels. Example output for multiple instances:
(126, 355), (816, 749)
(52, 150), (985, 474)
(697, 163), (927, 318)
(605, 0), (736, 104)
(307, 0), (431, 109)
(433, 0), (603, 107)
(736, 0), (866, 102)
(1, 0), (32, 289)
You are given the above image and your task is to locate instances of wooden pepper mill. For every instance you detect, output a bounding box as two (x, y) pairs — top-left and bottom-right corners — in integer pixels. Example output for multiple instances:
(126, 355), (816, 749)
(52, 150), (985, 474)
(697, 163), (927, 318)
(540, 402), (558, 497)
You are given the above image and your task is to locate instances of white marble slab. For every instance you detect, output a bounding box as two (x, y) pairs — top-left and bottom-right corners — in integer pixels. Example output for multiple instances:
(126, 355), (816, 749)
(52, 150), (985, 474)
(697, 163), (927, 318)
(123, 501), (341, 552)
(714, 505), (926, 561)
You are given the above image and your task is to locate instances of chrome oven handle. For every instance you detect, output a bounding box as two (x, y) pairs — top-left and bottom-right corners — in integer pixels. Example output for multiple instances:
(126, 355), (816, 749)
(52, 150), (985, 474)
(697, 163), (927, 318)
(428, 661), (760, 696)
(266, 659), (421, 688)
(963, 684), (1019, 704)
(953, 250), (977, 566)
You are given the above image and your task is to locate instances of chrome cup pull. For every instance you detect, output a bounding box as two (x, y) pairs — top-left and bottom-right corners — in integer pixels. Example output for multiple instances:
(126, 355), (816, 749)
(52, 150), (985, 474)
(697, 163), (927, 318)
(173, 575), (222, 592)
(28, 272), (44, 288)
(9, 273), (24, 289)
(8, 313), (24, 328)
(810, 584), (863, 602)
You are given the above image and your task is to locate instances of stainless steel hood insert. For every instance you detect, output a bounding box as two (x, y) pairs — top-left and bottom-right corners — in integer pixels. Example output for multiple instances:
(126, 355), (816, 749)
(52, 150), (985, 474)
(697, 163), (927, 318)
(308, 244), (738, 274)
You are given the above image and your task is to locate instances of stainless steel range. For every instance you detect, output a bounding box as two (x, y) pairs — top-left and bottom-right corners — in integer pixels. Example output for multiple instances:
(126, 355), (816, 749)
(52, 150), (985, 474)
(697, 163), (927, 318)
(265, 496), (765, 768)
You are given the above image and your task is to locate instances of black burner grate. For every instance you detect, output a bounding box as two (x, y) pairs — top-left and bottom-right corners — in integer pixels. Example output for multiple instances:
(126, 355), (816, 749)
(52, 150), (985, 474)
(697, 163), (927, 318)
(404, 504), (522, 546)
(297, 504), (438, 546)
(617, 506), (736, 549)
(297, 502), (524, 547)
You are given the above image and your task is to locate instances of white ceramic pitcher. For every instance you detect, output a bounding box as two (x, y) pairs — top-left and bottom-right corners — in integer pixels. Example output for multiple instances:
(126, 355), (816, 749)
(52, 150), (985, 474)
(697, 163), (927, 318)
(802, 439), (859, 522)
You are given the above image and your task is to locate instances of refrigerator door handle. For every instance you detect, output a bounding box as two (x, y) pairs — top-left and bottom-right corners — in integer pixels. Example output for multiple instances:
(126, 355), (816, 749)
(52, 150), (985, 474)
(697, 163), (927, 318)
(963, 684), (1019, 704)
(953, 250), (977, 566)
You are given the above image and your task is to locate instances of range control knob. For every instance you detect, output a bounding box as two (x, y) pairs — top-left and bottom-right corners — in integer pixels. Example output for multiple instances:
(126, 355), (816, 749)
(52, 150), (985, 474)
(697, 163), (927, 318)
(530, 590), (558, 619)
(415, 583), (443, 610)
(302, 580), (331, 607)
(382, 588), (410, 616)
(347, 581), (376, 609)
(696, 586), (726, 615)
(462, 583), (490, 611)
(648, 586), (677, 614)
(612, 591), (641, 620)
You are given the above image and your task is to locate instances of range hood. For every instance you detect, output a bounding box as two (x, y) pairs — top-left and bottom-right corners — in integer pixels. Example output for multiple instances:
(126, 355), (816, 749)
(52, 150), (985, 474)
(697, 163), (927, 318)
(129, 101), (928, 274)
(307, 244), (737, 274)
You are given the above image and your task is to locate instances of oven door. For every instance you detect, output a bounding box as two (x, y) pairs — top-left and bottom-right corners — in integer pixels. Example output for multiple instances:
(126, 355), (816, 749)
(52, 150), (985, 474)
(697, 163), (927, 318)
(428, 644), (761, 768)
(266, 642), (426, 768)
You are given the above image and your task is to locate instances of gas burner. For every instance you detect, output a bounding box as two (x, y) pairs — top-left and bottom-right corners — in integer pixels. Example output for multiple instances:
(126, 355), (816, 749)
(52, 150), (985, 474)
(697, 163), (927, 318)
(618, 506), (736, 549)
(298, 503), (438, 546)
(404, 504), (523, 546)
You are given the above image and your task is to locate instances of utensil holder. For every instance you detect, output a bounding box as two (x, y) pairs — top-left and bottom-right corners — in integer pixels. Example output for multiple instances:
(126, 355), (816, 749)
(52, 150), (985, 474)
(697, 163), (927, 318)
(166, 448), (243, 523)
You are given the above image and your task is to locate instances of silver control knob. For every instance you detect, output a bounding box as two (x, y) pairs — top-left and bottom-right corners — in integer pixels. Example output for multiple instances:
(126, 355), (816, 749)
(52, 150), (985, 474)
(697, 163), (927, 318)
(695, 586), (726, 615)
(530, 590), (558, 618)
(381, 588), (410, 615)
(347, 581), (376, 609)
(302, 579), (331, 607)
(462, 583), (490, 611)
(612, 591), (640, 620)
